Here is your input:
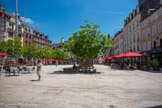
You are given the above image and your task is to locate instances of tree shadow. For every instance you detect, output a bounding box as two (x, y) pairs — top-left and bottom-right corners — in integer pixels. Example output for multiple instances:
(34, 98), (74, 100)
(47, 70), (101, 75)
(142, 70), (162, 73)
(144, 105), (162, 108)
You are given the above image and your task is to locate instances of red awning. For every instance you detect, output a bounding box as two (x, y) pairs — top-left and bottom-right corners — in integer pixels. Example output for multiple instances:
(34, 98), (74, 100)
(98, 59), (105, 61)
(107, 56), (114, 60)
(123, 52), (144, 57)
(103, 58), (106, 61)
(114, 54), (126, 58)
(0, 52), (10, 56)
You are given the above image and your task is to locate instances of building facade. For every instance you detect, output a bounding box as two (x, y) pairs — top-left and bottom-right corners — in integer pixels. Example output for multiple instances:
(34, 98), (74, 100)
(0, 5), (23, 42)
(113, 31), (121, 56)
(123, 5), (141, 54)
(0, 4), (52, 48)
(141, 6), (162, 66)
(33, 29), (52, 47)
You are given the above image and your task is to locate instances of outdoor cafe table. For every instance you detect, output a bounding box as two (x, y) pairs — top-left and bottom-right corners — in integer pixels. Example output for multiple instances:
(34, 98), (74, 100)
(22, 66), (35, 73)
(9, 66), (19, 76)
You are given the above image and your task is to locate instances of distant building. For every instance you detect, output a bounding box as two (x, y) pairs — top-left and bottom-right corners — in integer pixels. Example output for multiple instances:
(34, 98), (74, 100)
(0, 4), (23, 42)
(52, 38), (75, 60)
(123, 5), (141, 54)
(0, 4), (52, 47)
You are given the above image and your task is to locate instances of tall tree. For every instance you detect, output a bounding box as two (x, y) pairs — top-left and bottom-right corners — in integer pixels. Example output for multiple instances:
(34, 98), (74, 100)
(63, 20), (113, 59)
(0, 41), (7, 53)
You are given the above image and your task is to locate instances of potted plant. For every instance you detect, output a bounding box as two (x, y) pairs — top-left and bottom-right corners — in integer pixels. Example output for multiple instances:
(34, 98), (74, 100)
(151, 59), (160, 71)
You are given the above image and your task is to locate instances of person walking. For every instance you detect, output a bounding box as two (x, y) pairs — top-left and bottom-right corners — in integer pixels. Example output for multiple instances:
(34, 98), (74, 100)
(36, 60), (42, 81)
(56, 60), (58, 67)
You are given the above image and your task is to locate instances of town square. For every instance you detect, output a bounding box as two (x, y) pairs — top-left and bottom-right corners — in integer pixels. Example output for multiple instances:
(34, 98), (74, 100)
(0, 0), (162, 108)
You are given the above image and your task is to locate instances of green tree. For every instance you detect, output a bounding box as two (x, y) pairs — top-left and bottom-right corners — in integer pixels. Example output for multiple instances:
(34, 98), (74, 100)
(6, 37), (22, 56)
(63, 20), (113, 59)
(54, 48), (71, 60)
(42, 46), (53, 59)
(0, 41), (7, 53)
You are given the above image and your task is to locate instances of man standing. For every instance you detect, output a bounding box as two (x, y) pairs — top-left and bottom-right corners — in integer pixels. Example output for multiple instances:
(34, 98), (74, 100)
(37, 60), (42, 81)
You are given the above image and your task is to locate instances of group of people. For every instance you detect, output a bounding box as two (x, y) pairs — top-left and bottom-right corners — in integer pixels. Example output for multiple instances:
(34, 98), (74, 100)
(110, 62), (138, 70)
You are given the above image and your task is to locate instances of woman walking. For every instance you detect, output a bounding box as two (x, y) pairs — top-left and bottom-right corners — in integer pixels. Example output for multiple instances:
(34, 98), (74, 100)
(37, 60), (42, 81)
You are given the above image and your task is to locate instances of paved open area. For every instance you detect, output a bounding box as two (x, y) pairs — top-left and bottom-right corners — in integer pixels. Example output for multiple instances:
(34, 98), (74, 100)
(0, 65), (162, 108)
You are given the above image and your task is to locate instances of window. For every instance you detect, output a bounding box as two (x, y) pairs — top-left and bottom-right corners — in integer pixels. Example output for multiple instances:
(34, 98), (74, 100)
(147, 41), (151, 50)
(152, 25), (156, 35)
(154, 41), (156, 48)
(137, 32), (140, 42)
(8, 32), (13, 36)
(158, 22), (162, 33)
(134, 46), (136, 52)
(136, 20), (139, 27)
(129, 26), (131, 32)
(133, 23), (135, 29)
(25, 28), (27, 31)
(147, 28), (150, 37)
(137, 45), (140, 51)
(143, 43), (146, 51)
(133, 34), (135, 42)
(26, 41), (27, 44)
(130, 37), (132, 44)
(142, 31), (146, 39)
(29, 36), (31, 39)
(29, 29), (30, 32)
(26, 34), (28, 38)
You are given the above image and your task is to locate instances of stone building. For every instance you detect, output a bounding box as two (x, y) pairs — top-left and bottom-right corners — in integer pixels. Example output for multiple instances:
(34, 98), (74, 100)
(0, 5), (23, 42)
(113, 31), (121, 56)
(33, 29), (52, 47)
(0, 4), (52, 48)
(141, 5), (162, 66)
(123, 5), (141, 54)
(138, 0), (161, 21)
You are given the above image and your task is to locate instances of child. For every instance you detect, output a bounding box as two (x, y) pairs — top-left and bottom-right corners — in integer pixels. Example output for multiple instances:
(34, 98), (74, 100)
(37, 60), (42, 81)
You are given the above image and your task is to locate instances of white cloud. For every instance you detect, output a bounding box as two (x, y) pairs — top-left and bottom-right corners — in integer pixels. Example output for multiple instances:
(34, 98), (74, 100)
(21, 17), (34, 24)
(12, 12), (39, 27)
(96, 11), (125, 15)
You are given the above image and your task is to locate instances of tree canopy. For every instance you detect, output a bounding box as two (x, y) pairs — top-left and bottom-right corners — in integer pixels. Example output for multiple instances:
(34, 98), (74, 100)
(0, 37), (71, 61)
(63, 20), (113, 59)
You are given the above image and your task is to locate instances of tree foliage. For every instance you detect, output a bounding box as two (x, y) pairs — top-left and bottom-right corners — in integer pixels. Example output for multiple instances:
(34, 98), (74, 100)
(63, 20), (113, 59)
(0, 37), (22, 56)
(0, 37), (71, 61)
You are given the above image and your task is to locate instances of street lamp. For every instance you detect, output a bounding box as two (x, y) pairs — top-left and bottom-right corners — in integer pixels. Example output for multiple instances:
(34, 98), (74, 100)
(15, 0), (18, 38)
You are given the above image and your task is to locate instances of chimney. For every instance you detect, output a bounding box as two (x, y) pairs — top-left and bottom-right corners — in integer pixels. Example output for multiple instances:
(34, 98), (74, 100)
(61, 38), (64, 43)
(0, 4), (4, 12)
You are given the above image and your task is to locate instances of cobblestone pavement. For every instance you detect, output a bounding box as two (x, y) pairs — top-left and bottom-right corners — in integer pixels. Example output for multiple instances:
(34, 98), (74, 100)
(0, 65), (162, 108)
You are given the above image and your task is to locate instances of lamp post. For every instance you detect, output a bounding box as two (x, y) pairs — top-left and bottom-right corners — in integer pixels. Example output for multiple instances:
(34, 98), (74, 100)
(15, 0), (18, 38)
(15, 0), (19, 62)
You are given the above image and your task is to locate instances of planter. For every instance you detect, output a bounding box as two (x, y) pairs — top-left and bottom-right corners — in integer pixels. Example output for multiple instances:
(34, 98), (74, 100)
(153, 67), (160, 71)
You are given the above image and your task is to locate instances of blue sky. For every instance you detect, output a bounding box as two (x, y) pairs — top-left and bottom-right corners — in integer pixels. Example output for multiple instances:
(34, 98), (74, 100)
(1, 0), (138, 43)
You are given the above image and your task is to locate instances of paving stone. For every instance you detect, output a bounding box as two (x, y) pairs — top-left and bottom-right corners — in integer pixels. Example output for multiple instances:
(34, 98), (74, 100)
(0, 65), (162, 108)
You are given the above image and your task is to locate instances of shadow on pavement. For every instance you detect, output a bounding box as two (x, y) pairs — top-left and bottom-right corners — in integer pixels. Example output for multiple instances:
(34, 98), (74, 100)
(144, 105), (162, 108)
(30, 80), (39, 82)
(142, 70), (162, 73)
(47, 71), (101, 74)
